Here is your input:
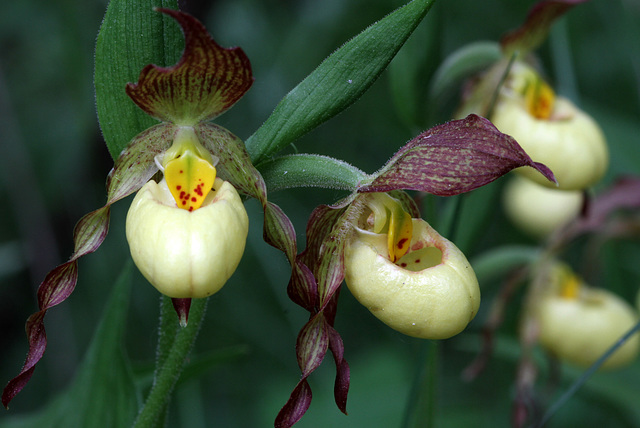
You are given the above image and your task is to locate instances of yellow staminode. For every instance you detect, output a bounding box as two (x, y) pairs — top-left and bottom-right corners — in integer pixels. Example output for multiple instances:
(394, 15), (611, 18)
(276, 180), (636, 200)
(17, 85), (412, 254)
(525, 78), (555, 120)
(366, 194), (413, 262)
(387, 201), (413, 263)
(559, 271), (581, 299)
(163, 127), (217, 212)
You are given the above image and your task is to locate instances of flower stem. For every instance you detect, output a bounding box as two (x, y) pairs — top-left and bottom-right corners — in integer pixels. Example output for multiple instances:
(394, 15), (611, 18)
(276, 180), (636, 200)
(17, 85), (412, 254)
(133, 296), (208, 428)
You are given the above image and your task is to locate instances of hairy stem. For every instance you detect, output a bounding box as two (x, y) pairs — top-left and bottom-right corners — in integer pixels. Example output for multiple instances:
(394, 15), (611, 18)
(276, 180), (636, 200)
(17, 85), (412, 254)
(133, 297), (208, 428)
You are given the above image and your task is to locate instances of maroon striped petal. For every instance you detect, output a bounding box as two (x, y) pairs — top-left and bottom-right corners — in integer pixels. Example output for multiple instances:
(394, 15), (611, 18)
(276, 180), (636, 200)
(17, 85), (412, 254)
(275, 380), (313, 428)
(2, 205), (109, 408)
(358, 115), (556, 196)
(126, 9), (253, 125)
(327, 323), (350, 414)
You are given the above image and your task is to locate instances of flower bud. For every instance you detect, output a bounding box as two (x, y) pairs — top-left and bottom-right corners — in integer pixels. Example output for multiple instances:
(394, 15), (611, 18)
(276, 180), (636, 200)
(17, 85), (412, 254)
(126, 177), (249, 298)
(490, 63), (608, 190)
(503, 175), (583, 238)
(344, 217), (480, 339)
(536, 264), (640, 369)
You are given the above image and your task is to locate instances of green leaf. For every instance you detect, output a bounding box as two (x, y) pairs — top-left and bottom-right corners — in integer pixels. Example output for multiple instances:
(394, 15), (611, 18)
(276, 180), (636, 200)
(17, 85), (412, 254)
(1, 262), (139, 428)
(388, 5), (442, 130)
(95, 0), (183, 159)
(60, 262), (139, 428)
(258, 154), (367, 193)
(245, 0), (435, 165)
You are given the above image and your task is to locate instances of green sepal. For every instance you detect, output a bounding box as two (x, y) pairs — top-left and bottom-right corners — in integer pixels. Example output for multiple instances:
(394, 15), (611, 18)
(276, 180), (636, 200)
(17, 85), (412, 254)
(258, 154), (367, 193)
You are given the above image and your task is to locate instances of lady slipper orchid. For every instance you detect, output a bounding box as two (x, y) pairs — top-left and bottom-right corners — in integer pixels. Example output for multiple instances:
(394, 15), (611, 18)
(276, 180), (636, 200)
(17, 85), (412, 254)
(344, 194), (480, 339)
(451, 1), (608, 191)
(126, 127), (249, 299)
(490, 62), (609, 190)
(535, 263), (640, 369)
(502, 174), (583, 238)
(3, 8), (302, 408)
(126, 169), (248, 299)
(276, 115), (557, 428)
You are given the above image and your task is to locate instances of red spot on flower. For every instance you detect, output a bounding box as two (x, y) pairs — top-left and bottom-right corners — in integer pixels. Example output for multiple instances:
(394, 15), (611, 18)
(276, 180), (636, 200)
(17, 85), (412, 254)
(415, 259), (421, 264)
(397, 238), (408, 249)
(191, 197), (197, 202)
(176, 185), (182, 190)
(400, 263), (407, 268)
(182, 201), (187, 205)
(188, 207), (194, 212)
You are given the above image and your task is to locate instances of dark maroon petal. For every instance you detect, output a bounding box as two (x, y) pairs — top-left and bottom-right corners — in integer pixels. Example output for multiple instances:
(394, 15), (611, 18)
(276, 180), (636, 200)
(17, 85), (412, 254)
(3, 204), (111, 408)
(126, 9), (253, 124)
(316, 238), (347, 309)
(263, 202), (297, 261)
(3, 122), (176, 407)
(287, 259), (318, 313)
(327, 324), (350, 414)
(274, 380), (313, 428)
(171, 298), (192, 327)
(580, 176), (640, 230)
(501, 0), (588, 56)
(358, 115), (556, 196)
(554, 176), (640, 242)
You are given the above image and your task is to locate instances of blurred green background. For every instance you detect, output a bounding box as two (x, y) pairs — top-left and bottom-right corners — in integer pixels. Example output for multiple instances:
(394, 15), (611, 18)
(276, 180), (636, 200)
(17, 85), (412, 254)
(1, 0), (639, 427)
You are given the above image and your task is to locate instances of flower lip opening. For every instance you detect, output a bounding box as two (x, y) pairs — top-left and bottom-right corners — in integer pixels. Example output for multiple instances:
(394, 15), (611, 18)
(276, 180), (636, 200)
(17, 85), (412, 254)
(149, 177), (223, 209)
(395, 246), (443, 271)
(353, 224), (445, 272)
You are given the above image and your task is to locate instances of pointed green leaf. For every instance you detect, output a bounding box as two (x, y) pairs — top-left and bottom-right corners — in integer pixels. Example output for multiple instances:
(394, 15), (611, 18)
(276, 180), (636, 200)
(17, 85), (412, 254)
(60, 262), (139, 428)
(95, 0), (182, 159)
(245, 0), (435, 165)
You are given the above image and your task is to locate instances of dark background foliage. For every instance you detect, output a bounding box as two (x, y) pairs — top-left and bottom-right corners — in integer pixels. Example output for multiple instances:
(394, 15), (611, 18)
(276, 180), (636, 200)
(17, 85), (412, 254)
(1, 0), (639, 426)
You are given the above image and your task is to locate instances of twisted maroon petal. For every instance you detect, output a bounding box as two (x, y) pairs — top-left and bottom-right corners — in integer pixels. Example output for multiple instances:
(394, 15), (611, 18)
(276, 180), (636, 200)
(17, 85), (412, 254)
(3, 124), (174, 408)
(2, 206), (109, 408)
